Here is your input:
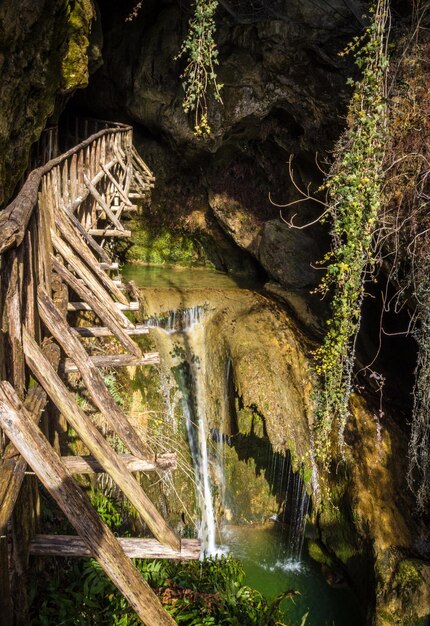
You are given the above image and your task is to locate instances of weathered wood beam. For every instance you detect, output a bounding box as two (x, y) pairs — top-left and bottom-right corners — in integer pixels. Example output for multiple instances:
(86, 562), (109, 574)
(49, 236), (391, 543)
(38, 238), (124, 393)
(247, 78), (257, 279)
(70, 157), (117, 213)
(52, 258), (142, 357)
(60, 452), (176, 474)
(101, 163), (133, 206)
(22, 328), (181, 552)
(63, 352), (159, 373)
(30, 535), (200, 560)
(63, 207), (111, 263)
(131, 147), (155, 180)
(100, 262), (119, 270)
(67, 301), (139, 312)
(36, 292), (151, 460)
(0, 361), (59, 534)
(51, 232), (131, 314)
(72, 325), (149, 338)
(0, 382), (177, 626)
(54, 211), (129, 305)
(83, 174), (125, 231)
(88, 229), (131, 238)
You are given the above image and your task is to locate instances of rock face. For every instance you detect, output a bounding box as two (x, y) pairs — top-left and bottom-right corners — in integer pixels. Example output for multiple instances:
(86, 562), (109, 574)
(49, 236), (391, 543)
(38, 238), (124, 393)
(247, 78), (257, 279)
(72, 0), (362, 330)
(0, 0), (97, 207)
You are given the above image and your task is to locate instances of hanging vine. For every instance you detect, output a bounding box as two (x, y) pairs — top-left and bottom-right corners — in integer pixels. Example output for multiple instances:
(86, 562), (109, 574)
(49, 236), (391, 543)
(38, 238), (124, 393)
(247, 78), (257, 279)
(175, 0), (223, 137)
(312, 0), (390, 471)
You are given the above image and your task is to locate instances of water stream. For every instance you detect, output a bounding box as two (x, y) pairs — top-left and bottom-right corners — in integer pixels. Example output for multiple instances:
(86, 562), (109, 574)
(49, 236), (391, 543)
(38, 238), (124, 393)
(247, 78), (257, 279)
(124, 264), (363, 626)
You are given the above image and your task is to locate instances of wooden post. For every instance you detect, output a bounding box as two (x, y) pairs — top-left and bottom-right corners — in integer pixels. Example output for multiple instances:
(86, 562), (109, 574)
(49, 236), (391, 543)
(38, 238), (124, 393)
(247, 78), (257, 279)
(0, 382), (177, 626)
(0, 536), (12, 626)
(1, 247), (25, 399)
(0, 342), (61, 534)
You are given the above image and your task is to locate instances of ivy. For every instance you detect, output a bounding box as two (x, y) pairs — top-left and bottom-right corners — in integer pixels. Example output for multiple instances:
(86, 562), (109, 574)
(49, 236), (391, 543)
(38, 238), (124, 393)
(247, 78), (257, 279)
(176, 0), (223, 137)
(313, 0), (390, 472)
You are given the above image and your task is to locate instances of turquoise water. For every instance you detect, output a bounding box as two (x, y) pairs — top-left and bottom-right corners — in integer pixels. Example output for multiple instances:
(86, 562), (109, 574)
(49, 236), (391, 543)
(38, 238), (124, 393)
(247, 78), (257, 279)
(222, 524), (363, 626)
(122, 264), (254, 290)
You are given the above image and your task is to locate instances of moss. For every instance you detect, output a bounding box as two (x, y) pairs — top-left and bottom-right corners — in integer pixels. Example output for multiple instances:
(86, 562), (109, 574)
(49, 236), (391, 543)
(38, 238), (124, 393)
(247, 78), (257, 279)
(318, 484), (359, 567)
(308, 540), (333, 568)
(393, 560), (423, 601)
(125, 217), (215, 267)
(62, 0), (94, 91)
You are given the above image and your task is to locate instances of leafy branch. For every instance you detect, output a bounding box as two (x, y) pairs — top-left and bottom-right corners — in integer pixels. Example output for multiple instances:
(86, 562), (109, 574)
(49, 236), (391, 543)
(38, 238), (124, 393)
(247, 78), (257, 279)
(312, 0), (390, 474)
(176, 0), (223, 137)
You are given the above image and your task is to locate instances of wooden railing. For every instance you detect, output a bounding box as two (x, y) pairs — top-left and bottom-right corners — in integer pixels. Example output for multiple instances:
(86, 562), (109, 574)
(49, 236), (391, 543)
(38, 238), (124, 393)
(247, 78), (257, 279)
(0, 122), (198, 626)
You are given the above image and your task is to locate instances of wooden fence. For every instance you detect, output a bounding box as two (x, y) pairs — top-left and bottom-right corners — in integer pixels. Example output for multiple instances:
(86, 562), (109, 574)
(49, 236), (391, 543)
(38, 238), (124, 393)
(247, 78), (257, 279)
(0, 122), (199, 626)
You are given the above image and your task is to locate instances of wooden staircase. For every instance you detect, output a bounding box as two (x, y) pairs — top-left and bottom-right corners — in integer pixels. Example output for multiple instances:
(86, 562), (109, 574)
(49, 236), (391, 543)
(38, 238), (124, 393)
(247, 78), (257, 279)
(0, 121), (199, 625)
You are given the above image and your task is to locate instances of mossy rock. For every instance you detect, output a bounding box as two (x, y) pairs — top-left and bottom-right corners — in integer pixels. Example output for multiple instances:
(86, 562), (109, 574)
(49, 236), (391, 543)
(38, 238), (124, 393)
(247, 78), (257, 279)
(308, 540), (334, 568)
(62, 0), (95, 91)
(125, 216), (214, 267)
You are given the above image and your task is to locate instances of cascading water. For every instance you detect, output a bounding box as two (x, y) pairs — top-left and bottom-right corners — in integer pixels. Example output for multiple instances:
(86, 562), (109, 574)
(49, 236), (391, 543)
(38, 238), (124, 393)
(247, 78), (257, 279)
(147, 305), (219, 555)
(145, 306), (207, 334)
(148, 304), (310, 559)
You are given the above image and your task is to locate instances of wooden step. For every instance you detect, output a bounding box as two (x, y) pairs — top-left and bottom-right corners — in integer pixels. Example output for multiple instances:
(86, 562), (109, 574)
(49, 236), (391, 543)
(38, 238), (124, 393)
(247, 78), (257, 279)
(63, 352), (159, 373)
(89, 229), (131, 238)
(68, 301), (139, 312)
(30, 535), (201, 560)
(60, 452), (176, 474)
(73, 325), (149, 338)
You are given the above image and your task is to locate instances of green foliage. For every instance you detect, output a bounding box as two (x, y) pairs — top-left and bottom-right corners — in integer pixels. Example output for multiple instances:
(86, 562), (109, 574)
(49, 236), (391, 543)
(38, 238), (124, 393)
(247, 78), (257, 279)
(312, 0), (390, 474)
(102, 369), (125, 406)
(30, 554), (295, 625)
(30, 490), (302, 624)
(176, 0), (223, 137)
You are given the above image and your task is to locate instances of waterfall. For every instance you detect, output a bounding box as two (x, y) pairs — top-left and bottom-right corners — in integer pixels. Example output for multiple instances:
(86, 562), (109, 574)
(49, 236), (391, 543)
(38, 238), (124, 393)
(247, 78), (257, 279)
(283, 463), (310, 561)
(147, 301), (310, 560)
(149, 307), (219, 555)
(145, 306), (206, 334)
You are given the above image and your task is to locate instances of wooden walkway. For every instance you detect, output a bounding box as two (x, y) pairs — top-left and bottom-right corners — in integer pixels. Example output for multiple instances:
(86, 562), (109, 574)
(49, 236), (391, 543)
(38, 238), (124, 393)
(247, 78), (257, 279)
(0, 120), (199, 625)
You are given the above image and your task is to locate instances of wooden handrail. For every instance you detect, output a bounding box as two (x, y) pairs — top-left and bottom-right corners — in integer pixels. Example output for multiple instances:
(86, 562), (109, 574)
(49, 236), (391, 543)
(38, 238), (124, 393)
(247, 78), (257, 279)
(0, 125), (131, 254)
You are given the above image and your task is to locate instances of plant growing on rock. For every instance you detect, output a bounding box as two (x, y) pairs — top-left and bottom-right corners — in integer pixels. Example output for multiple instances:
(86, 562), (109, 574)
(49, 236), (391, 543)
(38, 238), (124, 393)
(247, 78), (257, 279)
(176, 0), (223, 137)
(312, 0), (390, 473)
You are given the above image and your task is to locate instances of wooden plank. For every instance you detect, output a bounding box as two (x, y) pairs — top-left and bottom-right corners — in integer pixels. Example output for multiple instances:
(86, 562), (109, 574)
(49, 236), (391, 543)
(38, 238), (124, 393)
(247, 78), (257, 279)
(134, 168), (155, 191)
(51, 257), (142, 357)
(63, 352), (159, 373)
(68, 301), (139, 312)
(84, 174), (125, 231)
(51, 234), (134, 329)
(88, 229), (131, 238)
(54, 211), (129, 305)
(0, 382), (177, 626)
(72, 325), (149, 338)
(60, 452), (176, 474)
(21, 330), (181, 552)
(100, 262), (119, 270)
(30, 536), (200, 560)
